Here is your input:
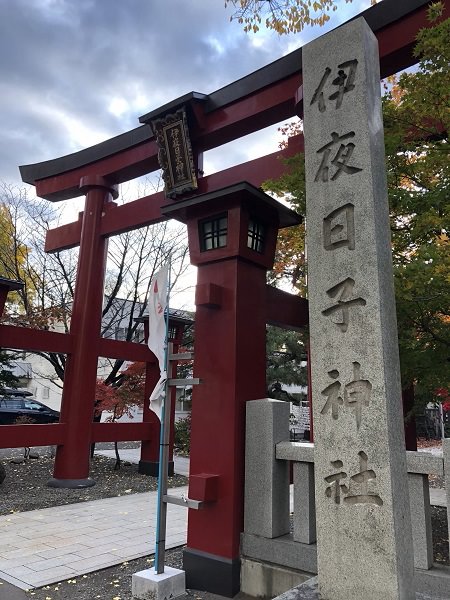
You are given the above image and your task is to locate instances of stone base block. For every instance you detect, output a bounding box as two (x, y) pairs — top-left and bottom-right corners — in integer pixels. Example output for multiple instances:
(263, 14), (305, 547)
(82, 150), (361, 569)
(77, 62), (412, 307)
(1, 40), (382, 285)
(138, 460), (174, 477)
(183, 548), (240, 597)
(273, 576), (318, 600)
(241, 558), (311, 598)
(241, 532), (317, 574)
(47, 477), (95, 489)
(415, 564), (450, 600)
(132, 566), (185, 600)
(272, 577), (447, 600)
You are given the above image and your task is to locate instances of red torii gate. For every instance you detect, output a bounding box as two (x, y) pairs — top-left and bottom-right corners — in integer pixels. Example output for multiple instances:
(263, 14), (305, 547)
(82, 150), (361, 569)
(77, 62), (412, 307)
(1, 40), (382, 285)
(1, 0), (444, 595)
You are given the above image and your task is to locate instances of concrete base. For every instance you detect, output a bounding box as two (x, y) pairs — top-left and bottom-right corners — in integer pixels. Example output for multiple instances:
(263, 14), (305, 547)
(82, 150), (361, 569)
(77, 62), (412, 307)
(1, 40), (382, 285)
(47, 477), (95, 489)
(138, 460), (174, 477)
(241, 532), (317, 574)
(273, 577), (318, 600)
(183, 548), (240, 597)
(273, 577), (449, 600)
(132, 566), (185, 600)
(241, 558), (311, 598)
(415, 564), (450, 600)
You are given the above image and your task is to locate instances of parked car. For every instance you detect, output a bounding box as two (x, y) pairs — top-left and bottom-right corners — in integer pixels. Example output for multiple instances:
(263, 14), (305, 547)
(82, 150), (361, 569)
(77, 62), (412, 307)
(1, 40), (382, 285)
(0, 388), (60, 425)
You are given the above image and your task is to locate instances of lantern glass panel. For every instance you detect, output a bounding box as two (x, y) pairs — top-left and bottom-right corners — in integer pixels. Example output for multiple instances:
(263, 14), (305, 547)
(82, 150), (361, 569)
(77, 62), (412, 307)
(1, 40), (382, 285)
(200, 213), (228, 251)
(247, 218), (266, 253)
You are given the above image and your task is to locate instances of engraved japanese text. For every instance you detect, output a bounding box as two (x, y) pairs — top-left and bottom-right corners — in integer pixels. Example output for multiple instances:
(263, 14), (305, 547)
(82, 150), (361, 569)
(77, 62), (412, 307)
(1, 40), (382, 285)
(323, 203), (355, 251)
(310, 60), (358, 112)
(325, 451), (383, 506)
(315, 132), (363, 183)
(321, 277), (366, 332)
(320, 362), (372, 429)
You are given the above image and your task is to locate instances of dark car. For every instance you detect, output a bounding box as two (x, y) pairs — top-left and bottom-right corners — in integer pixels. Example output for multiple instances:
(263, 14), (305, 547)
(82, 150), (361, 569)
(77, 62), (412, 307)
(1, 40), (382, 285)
(0, 388), (60, 425)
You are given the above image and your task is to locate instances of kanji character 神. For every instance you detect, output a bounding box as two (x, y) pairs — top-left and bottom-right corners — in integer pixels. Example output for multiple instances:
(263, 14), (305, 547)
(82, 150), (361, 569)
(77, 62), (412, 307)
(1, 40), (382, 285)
(344, 362), (372, 429)
(320, 369), (343, 420)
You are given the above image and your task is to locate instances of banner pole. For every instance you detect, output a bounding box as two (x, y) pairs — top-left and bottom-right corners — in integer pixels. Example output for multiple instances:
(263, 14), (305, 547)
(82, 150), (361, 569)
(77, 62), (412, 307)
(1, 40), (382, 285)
(154, 258), (172, 574)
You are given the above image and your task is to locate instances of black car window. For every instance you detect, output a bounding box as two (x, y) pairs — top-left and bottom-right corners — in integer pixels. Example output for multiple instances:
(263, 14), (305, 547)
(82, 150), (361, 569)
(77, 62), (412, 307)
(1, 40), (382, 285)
(0, 398), (24, 409)
(24, 400), (44, 410)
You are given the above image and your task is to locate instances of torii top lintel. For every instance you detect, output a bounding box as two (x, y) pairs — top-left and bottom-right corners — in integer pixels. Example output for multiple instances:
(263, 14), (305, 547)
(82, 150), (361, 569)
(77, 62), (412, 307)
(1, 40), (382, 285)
(19, 0), (445, 205)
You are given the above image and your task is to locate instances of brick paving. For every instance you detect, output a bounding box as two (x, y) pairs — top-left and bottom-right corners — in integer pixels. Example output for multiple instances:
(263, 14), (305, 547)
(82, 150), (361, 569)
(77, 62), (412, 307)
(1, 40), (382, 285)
(0, 485), (188, 590)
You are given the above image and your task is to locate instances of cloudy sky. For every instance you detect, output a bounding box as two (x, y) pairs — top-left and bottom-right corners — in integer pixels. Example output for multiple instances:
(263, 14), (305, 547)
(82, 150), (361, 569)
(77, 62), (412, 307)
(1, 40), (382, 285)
(0, 0), (372, 196)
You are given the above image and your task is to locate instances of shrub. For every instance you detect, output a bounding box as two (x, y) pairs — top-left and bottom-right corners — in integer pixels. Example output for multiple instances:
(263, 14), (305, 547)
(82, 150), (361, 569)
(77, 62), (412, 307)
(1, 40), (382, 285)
(174, 414), (191, 456)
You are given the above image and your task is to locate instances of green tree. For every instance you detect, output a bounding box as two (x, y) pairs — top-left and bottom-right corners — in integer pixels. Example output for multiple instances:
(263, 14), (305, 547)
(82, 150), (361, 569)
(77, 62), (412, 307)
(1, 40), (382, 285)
(0, 352), (19, 390)
(266, 326), (308, 402)
(382, 9), (450, 403)
(264, 9), (450, 407)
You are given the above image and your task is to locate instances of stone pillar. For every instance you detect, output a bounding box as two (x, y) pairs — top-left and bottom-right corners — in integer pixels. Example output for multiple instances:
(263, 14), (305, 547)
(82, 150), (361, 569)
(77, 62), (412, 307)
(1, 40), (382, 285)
(408, 473), (433, 569)
(50, 176), (118, 487)
(293, 462), (316, 544)
(244, 399), (290, 539)
(302, 17), (414, 599)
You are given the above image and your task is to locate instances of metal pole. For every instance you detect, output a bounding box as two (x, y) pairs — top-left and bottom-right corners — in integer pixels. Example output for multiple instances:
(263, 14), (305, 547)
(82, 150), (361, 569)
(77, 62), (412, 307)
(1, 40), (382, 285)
(154, 260), (172, 574)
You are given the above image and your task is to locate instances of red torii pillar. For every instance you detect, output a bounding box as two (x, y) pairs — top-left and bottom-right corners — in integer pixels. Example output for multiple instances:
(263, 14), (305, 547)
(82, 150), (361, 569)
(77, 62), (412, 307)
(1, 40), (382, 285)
(139, 315), (190, 476)
(49, 176), (118, 487)
(139, 346), (161, 476)
(163, 182), (301, 597)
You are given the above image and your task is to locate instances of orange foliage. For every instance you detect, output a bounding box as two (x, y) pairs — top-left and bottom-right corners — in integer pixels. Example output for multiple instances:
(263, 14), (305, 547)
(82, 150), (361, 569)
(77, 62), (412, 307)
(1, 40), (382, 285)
(95, 362), (146, 421)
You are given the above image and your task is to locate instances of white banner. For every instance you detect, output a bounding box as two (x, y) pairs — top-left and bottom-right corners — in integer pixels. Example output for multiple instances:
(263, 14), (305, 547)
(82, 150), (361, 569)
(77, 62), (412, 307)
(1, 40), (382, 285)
(147, 263), (169, 421)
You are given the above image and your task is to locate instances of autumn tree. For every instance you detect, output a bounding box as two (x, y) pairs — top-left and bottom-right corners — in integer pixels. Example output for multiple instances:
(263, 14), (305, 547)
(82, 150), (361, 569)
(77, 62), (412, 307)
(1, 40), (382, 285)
(264, 149), (306, 293)
(382, 9), (449, 404)
(0, 185), (78, 386)
(0, 188), (36, 390)
(0, 182), (190, 393)
(0, 185), (36, 307)
(264, 9), (450, 408)
(225, 0), (357, 34)
(95, 362), (146, 468)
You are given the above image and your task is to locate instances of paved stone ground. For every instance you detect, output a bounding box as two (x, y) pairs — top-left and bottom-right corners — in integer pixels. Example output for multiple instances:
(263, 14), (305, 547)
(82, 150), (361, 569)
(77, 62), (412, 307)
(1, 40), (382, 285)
(0, 486), (188, 590)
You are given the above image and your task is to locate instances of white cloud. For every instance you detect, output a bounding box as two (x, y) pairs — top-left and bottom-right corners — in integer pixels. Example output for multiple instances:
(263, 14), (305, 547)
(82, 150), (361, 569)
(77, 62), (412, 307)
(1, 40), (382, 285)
(108, 97), (130, 118)
(0, 0), (373, 189)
